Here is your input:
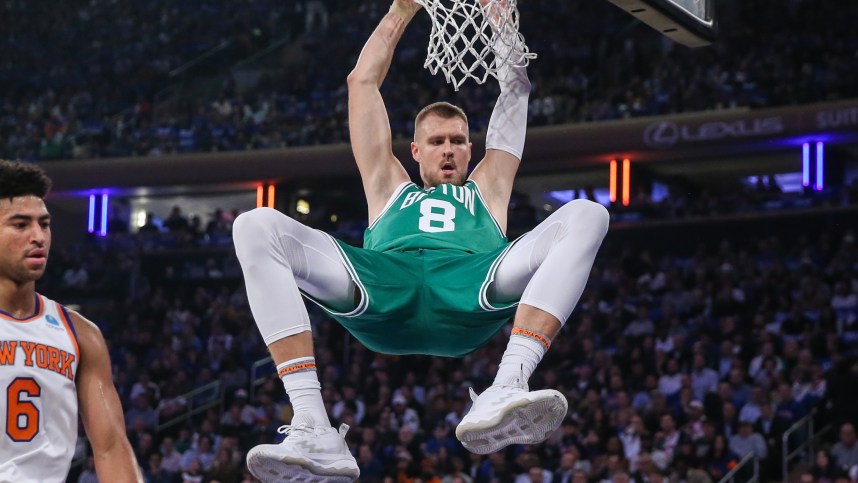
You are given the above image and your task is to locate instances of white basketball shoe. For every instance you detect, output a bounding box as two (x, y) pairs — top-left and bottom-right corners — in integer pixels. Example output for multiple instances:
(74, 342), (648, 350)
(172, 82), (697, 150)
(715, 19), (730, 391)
(246, 419), (359, 483)
(455, 378), (567, 454)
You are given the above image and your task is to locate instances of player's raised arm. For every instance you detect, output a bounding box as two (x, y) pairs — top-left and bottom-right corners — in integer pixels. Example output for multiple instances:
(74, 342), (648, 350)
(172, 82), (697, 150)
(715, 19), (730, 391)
(347, 0), (419, 223)
(468, 0), (532, 232)
(72, 312), (144, 483)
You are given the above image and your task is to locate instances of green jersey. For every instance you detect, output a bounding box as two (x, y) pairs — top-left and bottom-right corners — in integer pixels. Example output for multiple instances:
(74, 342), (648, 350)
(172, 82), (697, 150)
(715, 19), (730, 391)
(308, 180), (519, 357)
(365, 181), (507, 253)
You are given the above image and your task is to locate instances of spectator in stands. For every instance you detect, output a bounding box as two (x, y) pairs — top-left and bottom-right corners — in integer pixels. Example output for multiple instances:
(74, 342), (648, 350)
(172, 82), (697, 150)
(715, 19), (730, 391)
(655, 413), (686, 465)
(514, 461), (553, 483)
(220, 401), (252, 438)
(738, 386), (770, 424)
(749, 340), (784, 380)
(727, 367), (753, 409)
(125, 394), (159, 431)
(715, 340), (736, 379)
(390, 393), (421, 434)
(333, 381), (367, 425)
(728, 421), (768, 463)
(357, 443), (386, 481)
(831, 281), (857, 329)
(144, 453), (174, 483)
(553, 450), (586, 483)
(704, 434), (739, 481)
(180, 457), (205, 483)
(619, 413), (647, 471)
(831, 423), (858, 473)
(180, 435), (215, 473)
(206, 447), (242, 482)
(754, 402), (788, 451)
(624, 305), (655, 339)
(810, 449), (838, 483)
(690, 353), (719, 401)
(132, 431), (157, 468)
(657, 357), (683, 400)
(159, 436), (183, 475)
(163, 205), (190, 233)
(682, 400), (706, 441)
(138, 212), (161, 234)
(130, 371), (161, 403)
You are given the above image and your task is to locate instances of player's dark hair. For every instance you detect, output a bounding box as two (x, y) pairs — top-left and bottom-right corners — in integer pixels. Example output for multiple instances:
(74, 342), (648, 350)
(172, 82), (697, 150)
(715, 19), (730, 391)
(0, 159), (52, 200)
(414, 101), (469, 140)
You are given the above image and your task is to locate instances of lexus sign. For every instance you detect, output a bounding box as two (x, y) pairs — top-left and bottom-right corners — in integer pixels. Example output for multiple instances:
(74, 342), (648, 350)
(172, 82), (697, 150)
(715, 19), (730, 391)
(643, 117), (785, 148)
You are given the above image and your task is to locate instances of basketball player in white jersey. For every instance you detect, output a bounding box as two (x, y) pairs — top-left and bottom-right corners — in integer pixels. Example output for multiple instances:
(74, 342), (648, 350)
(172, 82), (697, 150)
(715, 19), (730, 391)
(0, 159), (143, 482)
(233, 0), (609, 481)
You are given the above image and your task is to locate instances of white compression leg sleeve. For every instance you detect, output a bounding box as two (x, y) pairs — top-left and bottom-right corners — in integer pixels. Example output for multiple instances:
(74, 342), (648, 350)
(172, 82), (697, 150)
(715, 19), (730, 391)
(232, 208), (355, 345)
(491, 200), (610, 324)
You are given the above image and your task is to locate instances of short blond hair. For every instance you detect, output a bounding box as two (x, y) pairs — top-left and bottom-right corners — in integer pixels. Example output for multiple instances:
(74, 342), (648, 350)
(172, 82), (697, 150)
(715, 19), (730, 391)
(413, 102), (468, 140)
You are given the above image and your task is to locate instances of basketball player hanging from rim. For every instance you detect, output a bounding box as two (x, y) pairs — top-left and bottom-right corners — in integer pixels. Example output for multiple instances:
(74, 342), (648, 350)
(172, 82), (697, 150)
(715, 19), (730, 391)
(233, 0), (609, 481)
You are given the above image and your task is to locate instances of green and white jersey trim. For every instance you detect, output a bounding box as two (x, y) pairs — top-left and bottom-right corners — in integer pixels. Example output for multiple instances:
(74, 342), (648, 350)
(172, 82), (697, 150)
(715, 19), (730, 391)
(478, 236), (522, 312)
(305, 231), (370, 318)
(469, 179), (506, 238)
(367, 181), (412, 231)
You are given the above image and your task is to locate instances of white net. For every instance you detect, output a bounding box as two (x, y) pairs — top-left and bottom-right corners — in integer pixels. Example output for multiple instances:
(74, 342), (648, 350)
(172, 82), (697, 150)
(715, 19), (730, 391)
(414, 0), (536, 90)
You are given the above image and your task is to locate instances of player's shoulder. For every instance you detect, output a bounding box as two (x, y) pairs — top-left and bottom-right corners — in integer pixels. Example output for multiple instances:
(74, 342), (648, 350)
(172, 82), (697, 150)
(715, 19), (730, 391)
(64, 308), (100, 335)
(64, 308), (108, 355)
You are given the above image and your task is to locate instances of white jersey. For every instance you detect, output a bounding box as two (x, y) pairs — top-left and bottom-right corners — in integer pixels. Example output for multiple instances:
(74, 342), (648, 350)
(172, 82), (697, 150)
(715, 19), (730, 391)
(0, 293), (80, 483)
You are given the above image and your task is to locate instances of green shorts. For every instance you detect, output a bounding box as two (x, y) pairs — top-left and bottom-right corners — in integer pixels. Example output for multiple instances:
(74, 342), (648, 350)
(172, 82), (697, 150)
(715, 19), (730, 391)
(305, 238), (519, 357)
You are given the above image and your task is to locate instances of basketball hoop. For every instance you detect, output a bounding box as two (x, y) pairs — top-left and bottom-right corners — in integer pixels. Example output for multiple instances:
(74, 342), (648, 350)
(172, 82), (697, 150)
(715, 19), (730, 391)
(415, 0), (536, 90)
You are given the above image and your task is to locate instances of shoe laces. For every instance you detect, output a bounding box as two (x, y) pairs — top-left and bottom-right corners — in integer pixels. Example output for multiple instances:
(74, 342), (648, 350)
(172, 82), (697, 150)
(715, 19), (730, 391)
(275, 422), (352, 439)
(276, 423), (313, 438)
(468, 378), (528, 402)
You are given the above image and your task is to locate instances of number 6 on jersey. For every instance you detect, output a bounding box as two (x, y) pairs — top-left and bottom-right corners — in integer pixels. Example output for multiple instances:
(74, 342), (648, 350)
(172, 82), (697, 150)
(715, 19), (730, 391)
(6, 378), (41, 442)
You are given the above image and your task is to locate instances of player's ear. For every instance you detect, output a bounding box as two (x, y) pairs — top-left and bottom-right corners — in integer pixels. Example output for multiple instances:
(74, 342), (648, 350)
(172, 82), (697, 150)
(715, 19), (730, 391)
(411, 141), (420, 162)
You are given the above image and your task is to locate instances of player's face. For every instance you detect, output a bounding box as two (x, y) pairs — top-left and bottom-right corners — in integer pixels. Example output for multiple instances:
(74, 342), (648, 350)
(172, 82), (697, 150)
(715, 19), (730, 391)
(412, 114), (472, 188)
(0, 196), (51, 285)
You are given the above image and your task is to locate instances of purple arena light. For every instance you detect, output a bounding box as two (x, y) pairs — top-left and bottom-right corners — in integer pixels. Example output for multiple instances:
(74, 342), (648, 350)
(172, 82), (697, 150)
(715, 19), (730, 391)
(88, 195), (96, 233)
(815, 142), (824, 191)
(100, 194), (109, 236)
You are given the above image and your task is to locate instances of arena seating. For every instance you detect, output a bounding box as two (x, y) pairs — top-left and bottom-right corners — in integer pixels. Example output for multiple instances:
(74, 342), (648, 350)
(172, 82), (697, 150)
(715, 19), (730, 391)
(4, 0), (858, 162)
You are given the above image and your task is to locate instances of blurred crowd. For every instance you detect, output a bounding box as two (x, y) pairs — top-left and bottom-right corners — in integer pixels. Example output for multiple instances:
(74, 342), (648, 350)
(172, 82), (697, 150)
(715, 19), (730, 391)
(4, 0), (858, 161)
(557, 176), (858, 227)
(47, 192), (858, 483)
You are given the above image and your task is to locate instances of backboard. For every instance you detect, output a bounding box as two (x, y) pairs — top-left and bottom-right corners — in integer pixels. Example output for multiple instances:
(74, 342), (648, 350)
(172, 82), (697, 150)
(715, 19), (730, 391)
(606, 0), (716, 47)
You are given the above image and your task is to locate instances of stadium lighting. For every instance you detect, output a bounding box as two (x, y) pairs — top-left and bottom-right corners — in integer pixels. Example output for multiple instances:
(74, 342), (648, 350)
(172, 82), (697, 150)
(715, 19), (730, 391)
(100, 194), (109, 236)
(609, 160), (618, 203)
(268, 185), (276, 208)
(87, 195), (95, 233)
(297, 199), (310, 215)
(622, 159), (631, 206)
(816, 142), (824, 191)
